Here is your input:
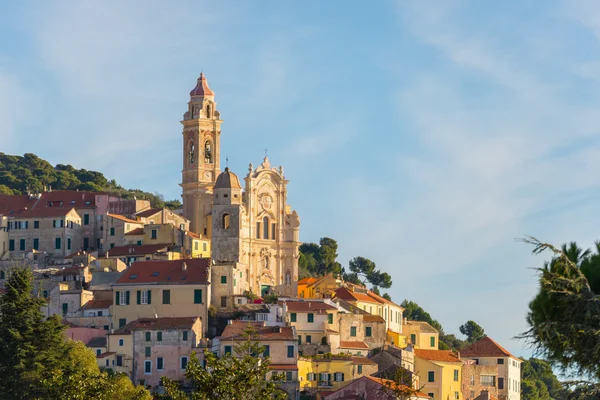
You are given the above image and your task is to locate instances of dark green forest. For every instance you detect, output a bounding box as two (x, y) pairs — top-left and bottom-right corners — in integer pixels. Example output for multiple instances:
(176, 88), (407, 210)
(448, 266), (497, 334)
(0, 153), (181, 209)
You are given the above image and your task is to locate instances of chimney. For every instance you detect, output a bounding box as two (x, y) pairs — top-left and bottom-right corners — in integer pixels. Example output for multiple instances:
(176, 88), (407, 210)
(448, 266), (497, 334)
(456, 351), (460, 360)
(182, 262), (187, 271)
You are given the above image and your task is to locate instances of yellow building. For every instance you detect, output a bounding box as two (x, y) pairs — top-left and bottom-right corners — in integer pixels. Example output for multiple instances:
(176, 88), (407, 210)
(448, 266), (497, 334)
(110, 258), (211, 334)
(414, 349), (463, 400)
(298, 355), (378, 394)
(298, 275), (341, 299)
(405, 320), (439, 350)
(103, 324), (134, 376)
(298, 277), (318, 298)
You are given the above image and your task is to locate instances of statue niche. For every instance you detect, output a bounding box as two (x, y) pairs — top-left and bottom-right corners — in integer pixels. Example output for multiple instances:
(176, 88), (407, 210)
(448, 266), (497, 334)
(204, 140), (212, 164)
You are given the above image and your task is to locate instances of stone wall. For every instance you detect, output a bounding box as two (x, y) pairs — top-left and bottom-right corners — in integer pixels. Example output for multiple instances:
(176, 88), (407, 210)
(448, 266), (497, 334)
(462, 363), (500, 400)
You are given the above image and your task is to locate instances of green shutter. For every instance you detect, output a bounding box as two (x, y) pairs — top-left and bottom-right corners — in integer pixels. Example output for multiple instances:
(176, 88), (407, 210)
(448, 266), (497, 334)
(430, 336), (435, 347)
(126, 291), (130, 305)
(290, 313), (296, 322)
(183, 330), (188, 341)
(145, 346), (151, 357)
(147, 290), (151, 304)
(328, 313), (333, 324)
(224, 345), (232, 355)
(308, 313), (314, 323)
(263, 345), (270, 357)
(157, 332), (162, 341)
(221, 275), (227, 284)
(115, 291), (120, 306)
(351, 327), (357, 337)
(194, 289), (202, 304)
(163, 290), (170, 304)
(137, 290), (141, 304)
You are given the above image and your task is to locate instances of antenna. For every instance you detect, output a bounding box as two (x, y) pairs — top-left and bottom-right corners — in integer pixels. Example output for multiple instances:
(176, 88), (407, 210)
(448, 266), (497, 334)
(226, 156), (229, 168)
(264, 148), (268, 158)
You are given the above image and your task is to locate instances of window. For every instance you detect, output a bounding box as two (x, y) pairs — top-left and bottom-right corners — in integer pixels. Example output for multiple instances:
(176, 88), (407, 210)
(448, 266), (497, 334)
(498, 377), (504, 389)
(365, 327), (372, 337)
(116, 355), (123, 366)
(162, 290), (170, 304)
(454, 369), (459, 381)
(224, 345), (232, 355)
(222, 214), (230, 229)
(221, 296), (227, 307)
(334, 372), (344, 382)
(286, 371), (293, 382)
(497, 358), (504, 365)
(55, 237), (61, 250)
(455, 392), (459, 400)
(62, 303), (68, 315)
(67, 238), (71, 250)
(155, 331), (162, 342)
(350, 327), (357, 337)
(480, 375), (496, 387)
(144, 360), (151, 374)
(145, 346), (151, 357)
(138, 289), (151, 305)
(183, 331), (188, 341)
(328, 314), (333, 324)
(263, 345), (270, 357)
(430, 336), (435, 347)
(95, 349), (101, 356)
(145, 332), (151, 341)
(84, 214), (89, 225)
(307, 313), (314, 323)
(194, 289), (203, 304)
(116, 290), (130, 306)
(428, 394), (434, 400)
(203, 242), (207, 251)
(157, 357), (164, 370)
(119, 319), (126, 328)
(34, 220), (39, 229)
(42, 289), (47, 298)
(290, 313), (296, 322)
(263, 217), (269, 239)
(428, 371), (435, 382)
(110, 227), (115, 236)
(287, 345), (294, 358)
(19, 239), (25, 251)
(151, 229), (157, 239)
(358, 365), (363, 374)
(306, 335), (312, 344)
(8, 240), (14, 251)
(410, 334), (416, 344)
(204, 140), (212, 163)
(221, 275), (227, 284)
(119, 339), (124, 347)
(33, 238), (39, 250)
(298, 335), (302, 345)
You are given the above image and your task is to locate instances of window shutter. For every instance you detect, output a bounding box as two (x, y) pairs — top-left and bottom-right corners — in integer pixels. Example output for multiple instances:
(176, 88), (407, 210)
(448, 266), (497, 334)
(137, 290), (141, 305)
(328, 374), (332, 382)
(147, 290), (151, 304)
(116, 291), (120, 306)
(126, 291), (130, 305)
(341, 373), (345, 381)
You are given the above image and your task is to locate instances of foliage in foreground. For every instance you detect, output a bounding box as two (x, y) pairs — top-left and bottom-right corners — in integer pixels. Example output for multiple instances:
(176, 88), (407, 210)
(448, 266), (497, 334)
(160, 325), (287, 400)
(0, 267), (151, 400)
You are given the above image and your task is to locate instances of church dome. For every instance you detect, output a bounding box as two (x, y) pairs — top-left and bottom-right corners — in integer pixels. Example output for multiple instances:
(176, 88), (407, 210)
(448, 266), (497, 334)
(214, 167), (242, 189)
(190, 72), (215, 97)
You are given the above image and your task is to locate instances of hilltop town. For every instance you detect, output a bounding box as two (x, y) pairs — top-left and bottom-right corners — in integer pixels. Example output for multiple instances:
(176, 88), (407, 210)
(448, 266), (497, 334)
(0, 74), (521, 400)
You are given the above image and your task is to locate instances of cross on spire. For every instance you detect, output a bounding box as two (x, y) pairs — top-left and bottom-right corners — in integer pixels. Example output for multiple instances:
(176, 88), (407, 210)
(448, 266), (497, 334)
(226, 156), (229, 168)
(264, 148), (268, 158)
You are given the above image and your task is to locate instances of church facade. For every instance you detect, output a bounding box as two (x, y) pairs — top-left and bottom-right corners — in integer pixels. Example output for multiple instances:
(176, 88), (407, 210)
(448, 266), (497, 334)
(180, 73), (300, 302)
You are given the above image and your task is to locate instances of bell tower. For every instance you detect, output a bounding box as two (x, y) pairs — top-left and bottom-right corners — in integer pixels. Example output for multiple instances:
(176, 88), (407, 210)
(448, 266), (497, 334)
(181, 72), (222, 235)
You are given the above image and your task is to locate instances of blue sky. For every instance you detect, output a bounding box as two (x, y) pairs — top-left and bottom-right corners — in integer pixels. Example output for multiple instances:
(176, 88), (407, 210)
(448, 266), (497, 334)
(3, 0), (600, 358)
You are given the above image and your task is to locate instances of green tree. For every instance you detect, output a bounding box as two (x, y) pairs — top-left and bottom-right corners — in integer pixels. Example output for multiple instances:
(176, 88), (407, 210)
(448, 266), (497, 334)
(459, 320), (485, 343)
(521, 358), (569, 400)
(161, 325), (286, 400)
(380, 367), (423, 400)
(346, 256), (393, 292)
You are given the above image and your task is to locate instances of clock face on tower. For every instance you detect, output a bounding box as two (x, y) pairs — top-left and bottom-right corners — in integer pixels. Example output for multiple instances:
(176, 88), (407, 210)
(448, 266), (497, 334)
(204, 172), (212, 180)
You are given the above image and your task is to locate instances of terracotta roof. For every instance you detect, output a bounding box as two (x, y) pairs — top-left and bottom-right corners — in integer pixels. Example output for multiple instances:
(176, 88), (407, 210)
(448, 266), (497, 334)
(406, 320), (439, 334)
(190, 72), (215, 97)
(127, 317), (199, 330)
(214, 168), (242, 189)
(220, 321), (296, 341)
(107, 213), (142, 224)
(363, 377), (430, 399)
(351, 356), (377, 365)
(363, 314), (385, 323)
(367, 291), (404, 309)
(0, 191), (102, 214)
(187, 230), (200, 239)
(298, 277), (318, 285)
(268, 364), (298, 370)
(460, 336), (516, 359)
(81, 299), (112, 309)
(474, 393), (498, 400)
(415, 349), (461, 363)
(134, 208), (162, 218)
(326, 329), (339, 334)
(103, 243), (171, 257)
(334, 287), (381, 304)
(4, 207), (79, 218)
(339, 340), (369, 350)
(115, 258), (210, 285)
(87, 336), (107, 348)
(284, 301), (336, 312)
(124, 227), (144, 236)
(54, 266), (85, 276)
(96, 351), (116, 359)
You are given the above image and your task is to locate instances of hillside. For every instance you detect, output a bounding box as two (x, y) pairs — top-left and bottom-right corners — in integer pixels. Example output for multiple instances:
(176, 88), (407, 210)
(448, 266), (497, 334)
(0, 153), (180, 209)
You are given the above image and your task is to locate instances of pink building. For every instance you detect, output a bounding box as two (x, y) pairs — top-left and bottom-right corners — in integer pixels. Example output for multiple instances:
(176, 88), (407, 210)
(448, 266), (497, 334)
(322, 376), (431, 400)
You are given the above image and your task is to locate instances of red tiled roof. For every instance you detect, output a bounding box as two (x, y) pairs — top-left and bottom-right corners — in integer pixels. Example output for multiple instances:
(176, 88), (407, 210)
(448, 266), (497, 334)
(189, 72), (215, 97)
(351, 356), (377, 365)
(104, 243), (171, 257)
(107, 213), (142, 224)
(187, 230), (200, 239)
(367, 291), (404, 309)
(96, 351), (116, 359)
(124, 227), (144, 236)
(339, 341), (369, 350)
(0, 191), (102, 214)
(220, 321), (296, 341)
(415, 349), (461, 363)
(363, 314), (385, 323)
(298, 277), (318, 285)
(116, 258), (210, 285)
(268, 364), (298, 370)
(460, 336), (516, 358)
(363, 377), (430, 398)
(134, 208), (162, 218)
(334, 287), (381, 304)
(127, 317), (199, 330)
(4, 207), (79, 218)
(284, 301), (336, 312)
(81, 299), (112, 309)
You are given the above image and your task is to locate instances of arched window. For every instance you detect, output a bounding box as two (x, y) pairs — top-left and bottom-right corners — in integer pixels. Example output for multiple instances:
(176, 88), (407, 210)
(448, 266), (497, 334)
(263, 216), (269, 239)
(264, 257), (269, 269)
(285, 270), (291, 286)
(222, 213), (230, 229)
(188, 142), (195, 164)
(204, 140), (212, 163)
